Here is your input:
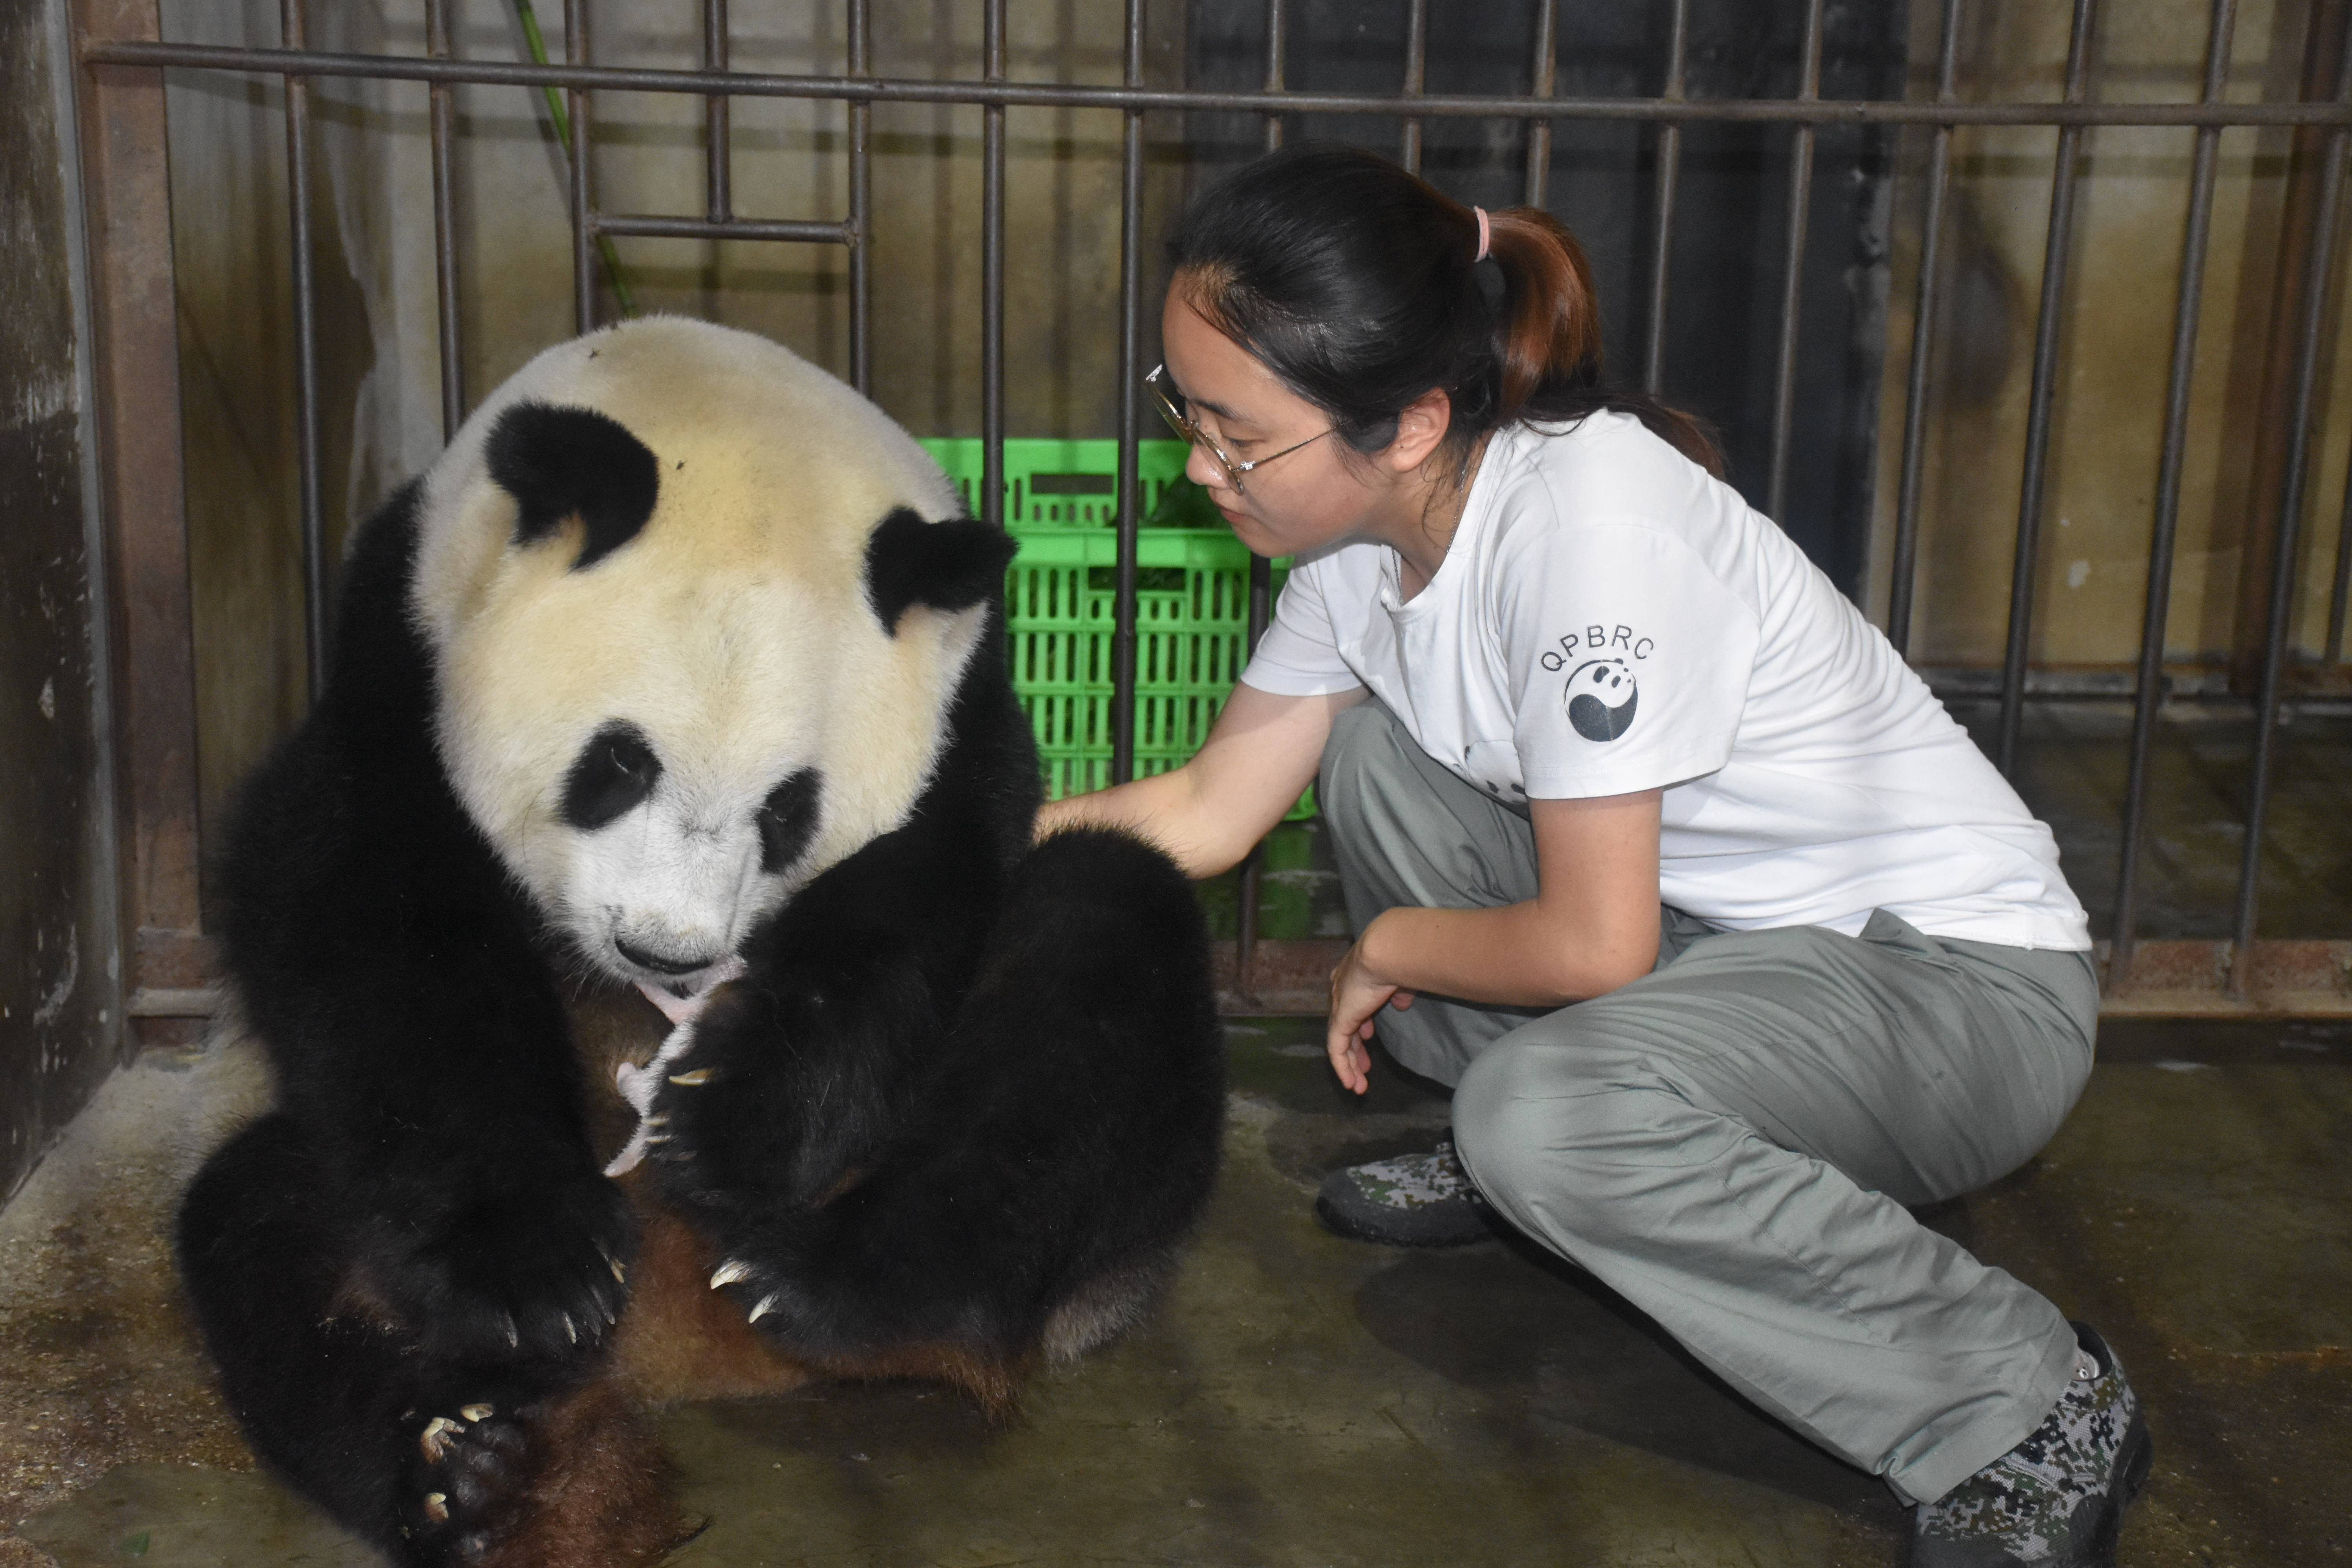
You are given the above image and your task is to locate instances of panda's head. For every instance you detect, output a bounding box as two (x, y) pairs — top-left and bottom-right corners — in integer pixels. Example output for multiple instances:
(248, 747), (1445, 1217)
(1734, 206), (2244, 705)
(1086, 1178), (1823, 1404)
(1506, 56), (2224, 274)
(406, 317), (1010, 991)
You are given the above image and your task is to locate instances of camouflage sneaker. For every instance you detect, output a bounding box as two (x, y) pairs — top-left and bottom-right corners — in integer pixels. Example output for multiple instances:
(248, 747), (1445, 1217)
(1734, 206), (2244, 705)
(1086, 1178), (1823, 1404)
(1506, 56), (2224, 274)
(1913, 1323), (2153, 1567)
(1314, 1138), (1495, 1247)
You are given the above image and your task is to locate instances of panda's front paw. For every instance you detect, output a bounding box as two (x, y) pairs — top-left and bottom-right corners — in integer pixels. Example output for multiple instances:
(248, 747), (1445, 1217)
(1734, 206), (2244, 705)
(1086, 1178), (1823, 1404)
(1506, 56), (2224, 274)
(644, 990), (873, 1216)
(379, 1172), (635, 1366)
(401, 1398), (533, 1564)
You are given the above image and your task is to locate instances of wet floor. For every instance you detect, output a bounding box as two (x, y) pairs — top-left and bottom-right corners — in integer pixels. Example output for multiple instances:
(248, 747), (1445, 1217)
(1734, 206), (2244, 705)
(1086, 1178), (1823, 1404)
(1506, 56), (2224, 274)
(3, 1015), (2348, 1566)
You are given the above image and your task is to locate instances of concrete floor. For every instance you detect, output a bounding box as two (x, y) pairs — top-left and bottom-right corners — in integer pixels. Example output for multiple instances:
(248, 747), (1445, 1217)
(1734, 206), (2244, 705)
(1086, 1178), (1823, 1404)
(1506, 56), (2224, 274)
(2, 1016), (2347, 1566)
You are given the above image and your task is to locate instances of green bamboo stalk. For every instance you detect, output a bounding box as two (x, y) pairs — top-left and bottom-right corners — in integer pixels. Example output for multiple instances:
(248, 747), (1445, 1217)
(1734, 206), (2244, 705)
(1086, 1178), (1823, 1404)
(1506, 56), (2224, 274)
(512, 0), (638, 317)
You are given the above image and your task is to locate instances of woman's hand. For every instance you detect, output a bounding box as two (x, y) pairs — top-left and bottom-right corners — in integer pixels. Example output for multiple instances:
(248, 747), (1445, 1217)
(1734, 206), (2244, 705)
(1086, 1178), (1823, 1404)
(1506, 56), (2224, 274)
(1325, 917), (1414, 1095)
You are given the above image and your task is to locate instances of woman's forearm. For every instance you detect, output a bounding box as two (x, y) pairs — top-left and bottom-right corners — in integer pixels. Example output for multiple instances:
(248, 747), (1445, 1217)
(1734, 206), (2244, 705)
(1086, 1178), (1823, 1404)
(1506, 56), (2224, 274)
(1361, 898), (1659, 1008)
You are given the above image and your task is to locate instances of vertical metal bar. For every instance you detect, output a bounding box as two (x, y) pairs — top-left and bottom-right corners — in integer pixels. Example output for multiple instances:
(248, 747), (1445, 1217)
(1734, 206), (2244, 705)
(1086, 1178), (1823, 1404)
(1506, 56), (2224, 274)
(1996, 0), (2098, 776)
(982, 0), (1005, 529)
(2331, 437), (2352, 661)
(565, 0), (593, 332)
(1524, 0), (1558, 206)
(1399, 0), (1426, 176)
(1262, 0), (1285, 153)
(704, 0), (730, 223)
(1238, 0), (1288, 997)
(426, 0), (462, 439)
(847, 0), (871, 395)
(1763, 0), (1826, 524)
(1887, 0), (1964, 655)
(282, 0), (325, 699)
(76, 0), (208, 1036)
(2231, 22), (2352, 996)
(2111, 0), (2234, 991)
(1643, 0), (1690, 395)
(1112, 0), (1144, 784)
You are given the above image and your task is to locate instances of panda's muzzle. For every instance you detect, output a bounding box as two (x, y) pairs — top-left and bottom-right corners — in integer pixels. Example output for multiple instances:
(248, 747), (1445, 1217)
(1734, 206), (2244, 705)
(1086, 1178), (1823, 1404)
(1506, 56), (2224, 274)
(613, 936), (723, 977)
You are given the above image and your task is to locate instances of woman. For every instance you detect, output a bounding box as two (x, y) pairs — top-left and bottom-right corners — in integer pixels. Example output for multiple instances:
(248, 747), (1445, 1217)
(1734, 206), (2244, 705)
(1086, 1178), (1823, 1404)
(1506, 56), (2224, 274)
(1039, 144), (2148, 1566)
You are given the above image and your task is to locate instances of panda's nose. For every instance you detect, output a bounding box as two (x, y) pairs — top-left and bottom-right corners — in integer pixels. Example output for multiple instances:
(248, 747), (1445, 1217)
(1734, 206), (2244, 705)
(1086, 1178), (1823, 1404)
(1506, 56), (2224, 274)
(614, 936), (721, 976)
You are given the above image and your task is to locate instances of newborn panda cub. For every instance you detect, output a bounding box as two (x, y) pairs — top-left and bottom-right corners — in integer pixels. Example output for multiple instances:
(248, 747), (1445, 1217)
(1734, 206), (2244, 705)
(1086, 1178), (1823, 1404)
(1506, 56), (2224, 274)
(176, 317), (1225, 1567)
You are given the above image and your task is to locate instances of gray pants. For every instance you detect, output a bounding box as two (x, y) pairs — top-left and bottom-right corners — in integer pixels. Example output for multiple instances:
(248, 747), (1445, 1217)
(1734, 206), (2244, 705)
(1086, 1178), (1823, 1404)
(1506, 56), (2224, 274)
(1320, 702), (2098, 1506)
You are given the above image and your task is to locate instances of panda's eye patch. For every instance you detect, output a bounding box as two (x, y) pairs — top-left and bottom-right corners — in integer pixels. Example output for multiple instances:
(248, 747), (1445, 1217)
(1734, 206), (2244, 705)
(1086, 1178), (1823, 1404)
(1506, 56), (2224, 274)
(562, 722), (662, 831)
(757, 768), (823, 873)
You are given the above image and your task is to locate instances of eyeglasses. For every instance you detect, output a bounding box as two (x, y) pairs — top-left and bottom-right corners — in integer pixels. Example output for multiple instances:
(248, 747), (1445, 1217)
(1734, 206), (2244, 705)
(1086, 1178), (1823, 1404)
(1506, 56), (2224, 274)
(1146, 364), (1332, 494)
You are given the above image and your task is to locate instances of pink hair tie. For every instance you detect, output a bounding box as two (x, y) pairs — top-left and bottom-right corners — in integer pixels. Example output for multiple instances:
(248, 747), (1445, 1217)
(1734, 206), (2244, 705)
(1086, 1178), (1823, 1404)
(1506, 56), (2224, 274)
(1473, 206), (1491, 262)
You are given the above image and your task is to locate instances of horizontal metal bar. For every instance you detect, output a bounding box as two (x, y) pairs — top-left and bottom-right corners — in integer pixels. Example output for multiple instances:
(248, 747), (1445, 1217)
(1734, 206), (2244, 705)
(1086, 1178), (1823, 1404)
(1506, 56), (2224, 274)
(79, 38), (2352, 126)
(593, 212), (851, 243)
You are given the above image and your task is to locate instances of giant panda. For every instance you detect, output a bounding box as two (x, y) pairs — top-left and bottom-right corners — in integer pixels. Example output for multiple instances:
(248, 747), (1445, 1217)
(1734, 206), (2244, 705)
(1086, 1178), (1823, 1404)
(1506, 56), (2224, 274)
(174, 316), (1225, 1567)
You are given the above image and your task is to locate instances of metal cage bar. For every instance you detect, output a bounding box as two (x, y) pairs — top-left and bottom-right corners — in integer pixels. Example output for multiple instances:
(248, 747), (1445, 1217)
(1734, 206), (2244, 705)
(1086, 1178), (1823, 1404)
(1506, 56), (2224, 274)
(981, 0), (1006, 532)
(281, 0), (325, 700)
(426, 0), (462, 439)
(1236, 0), (1287, 997)
(1642, 0), (1690, 396)
(1399, 0), (1428, 175)
(1111, 0), (1145, 784)
(847, 0), (872, 394)
(1762, 0), (1826, 523)
(1995, 0), (2099, 777)
(1886, 0), (1964, 656)
(705, 0), (731, 224)
(565, 0), (592, 332)
(2230, 19), (2352, 995)
(80, 40), (2352, 127)
(1524, 0), (1558, 206)
(2109, 0), (2238, 993)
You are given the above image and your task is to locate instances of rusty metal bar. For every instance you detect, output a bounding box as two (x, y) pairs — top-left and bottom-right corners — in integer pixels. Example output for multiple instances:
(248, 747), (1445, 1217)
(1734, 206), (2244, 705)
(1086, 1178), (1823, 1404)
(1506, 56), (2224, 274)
(2231, 20), (2352, 996)
(79, 39), (2352, 127)
(1400, 0), (1427, 174)
(1643, 0), (1690, 394)
(594, 214), (852, 243)
(982, 0), (1005, 531)
(1237, 0), (1288, 998)
(1996, 0), (2098, 777)
(74, 0), (207, 1044)
(1523, 0), (1557, 205)
(281, 0), (325, 699)
(847, 0), (871, 394)
(2332, 439), (2352, 661)
(1763, 0), (1826, 523)
(2111, 0), (2236, 991)
(705, 0), (731, 223)
(426, 0), (461, 438)
(1112, 0), (1145, 786)
(1887, 0), (1964, 655)
(565, 0), (593, 332)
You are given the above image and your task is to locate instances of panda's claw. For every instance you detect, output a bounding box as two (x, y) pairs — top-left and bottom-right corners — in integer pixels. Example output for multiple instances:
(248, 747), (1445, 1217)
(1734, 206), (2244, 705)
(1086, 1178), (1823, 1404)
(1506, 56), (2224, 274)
(709, 1259), (752, 1289)
(667, 1068), (713, 1086)
(747, 1292), (779, 1325)
(458, 1403), (495, 1422)
(420, 1416), (466, 1463)
(607, 1254), (627, 1283)
(500, 1313), (519, 1351)
(562, 1312), (578, 1345)
(424, 1492), (450, 1523)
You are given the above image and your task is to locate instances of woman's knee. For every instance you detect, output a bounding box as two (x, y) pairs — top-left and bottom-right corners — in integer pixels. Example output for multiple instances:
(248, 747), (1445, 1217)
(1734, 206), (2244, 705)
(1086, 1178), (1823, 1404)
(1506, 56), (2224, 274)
(1452, 1039), (1688, 1242)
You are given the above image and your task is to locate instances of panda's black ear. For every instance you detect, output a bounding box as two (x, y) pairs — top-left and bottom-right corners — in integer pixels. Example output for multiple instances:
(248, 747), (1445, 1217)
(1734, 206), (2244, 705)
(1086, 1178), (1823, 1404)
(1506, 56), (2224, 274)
(863, 506), (1016, 636)
(485, 401), (660, 571)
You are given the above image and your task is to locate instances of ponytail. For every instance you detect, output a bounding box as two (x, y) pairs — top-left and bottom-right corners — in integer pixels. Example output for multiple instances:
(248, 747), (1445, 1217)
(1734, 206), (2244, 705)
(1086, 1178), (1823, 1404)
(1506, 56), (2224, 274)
(1169, 144), (1723, 483)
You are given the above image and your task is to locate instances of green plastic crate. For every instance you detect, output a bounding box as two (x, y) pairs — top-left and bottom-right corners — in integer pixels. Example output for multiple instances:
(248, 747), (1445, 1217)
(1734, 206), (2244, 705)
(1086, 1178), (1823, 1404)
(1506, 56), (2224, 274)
(920, 439), (1314, 818)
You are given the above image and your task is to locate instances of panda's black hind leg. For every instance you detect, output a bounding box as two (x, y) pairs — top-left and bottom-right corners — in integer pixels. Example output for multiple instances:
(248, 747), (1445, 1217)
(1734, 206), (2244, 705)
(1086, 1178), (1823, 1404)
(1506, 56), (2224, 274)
(178, 1114), (606, 1566)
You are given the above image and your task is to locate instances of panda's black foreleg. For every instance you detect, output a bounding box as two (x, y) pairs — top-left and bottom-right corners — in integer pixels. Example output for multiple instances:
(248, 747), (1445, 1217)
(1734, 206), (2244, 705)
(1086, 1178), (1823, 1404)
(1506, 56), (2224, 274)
(177, 1113), (602, 1566)
(662, 826), (1225, 1365)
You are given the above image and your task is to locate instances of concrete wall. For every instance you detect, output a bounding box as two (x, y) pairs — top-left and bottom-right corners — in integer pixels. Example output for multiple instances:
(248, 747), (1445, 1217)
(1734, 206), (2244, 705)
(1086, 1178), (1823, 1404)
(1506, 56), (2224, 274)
(1, 0), (125, 1201)
(1868, 0), (2352, 671)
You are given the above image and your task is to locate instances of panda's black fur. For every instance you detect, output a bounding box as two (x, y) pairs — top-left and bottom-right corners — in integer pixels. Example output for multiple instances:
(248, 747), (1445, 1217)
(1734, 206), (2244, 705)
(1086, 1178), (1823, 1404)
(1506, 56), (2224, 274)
(175, 323), (1225, 1568)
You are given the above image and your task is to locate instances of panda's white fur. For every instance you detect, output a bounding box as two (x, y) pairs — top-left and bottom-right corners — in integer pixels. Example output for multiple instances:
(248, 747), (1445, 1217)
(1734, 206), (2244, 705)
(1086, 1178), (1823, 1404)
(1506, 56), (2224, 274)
(411, 317), (979, 989)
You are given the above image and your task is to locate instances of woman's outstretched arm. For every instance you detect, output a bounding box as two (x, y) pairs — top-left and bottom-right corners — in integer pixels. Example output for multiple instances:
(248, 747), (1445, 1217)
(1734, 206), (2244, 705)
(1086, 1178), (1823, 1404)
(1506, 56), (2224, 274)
(1036, 681), (1366, 878)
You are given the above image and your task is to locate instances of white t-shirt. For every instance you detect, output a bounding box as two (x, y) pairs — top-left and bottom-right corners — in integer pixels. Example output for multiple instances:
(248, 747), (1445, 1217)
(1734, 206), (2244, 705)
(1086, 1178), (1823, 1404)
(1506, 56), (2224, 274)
(1241, 412), (2091, 950)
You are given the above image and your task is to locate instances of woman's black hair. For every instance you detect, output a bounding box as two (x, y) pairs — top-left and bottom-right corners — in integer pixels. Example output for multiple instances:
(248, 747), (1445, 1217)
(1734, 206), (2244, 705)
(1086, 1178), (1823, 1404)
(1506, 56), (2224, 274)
(1166, 142), (1722, 481)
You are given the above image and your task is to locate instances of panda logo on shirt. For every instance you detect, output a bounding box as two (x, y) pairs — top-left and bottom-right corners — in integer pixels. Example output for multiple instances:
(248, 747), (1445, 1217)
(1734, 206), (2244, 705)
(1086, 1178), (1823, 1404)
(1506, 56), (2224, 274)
(1564, 659), (1639, 742)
